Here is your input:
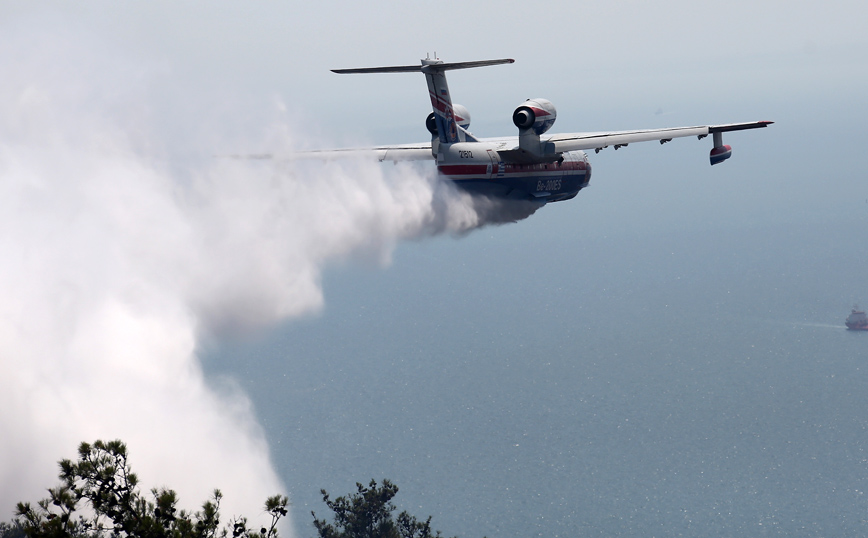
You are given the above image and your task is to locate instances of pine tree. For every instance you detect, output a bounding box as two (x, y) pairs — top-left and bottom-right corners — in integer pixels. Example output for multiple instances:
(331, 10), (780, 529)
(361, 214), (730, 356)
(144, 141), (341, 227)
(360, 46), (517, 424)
(311, 480), (450, 538)
(14, 440), (288, 538)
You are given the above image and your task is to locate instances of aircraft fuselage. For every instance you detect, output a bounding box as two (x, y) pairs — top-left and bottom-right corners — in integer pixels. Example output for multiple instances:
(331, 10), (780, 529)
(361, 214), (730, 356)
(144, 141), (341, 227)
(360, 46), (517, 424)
(436, 142), (591, 203)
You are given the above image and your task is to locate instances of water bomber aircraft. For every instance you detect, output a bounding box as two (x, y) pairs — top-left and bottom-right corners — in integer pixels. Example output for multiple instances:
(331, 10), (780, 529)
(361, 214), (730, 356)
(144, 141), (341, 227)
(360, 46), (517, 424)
(289, 57), (773, 204)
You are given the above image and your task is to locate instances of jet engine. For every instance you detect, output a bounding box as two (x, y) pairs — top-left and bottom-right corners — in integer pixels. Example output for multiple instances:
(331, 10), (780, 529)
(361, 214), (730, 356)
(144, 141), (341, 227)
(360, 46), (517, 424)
(426, 104), (471, 137)
(453, 104), (471, 129)
(426, 113), (438, 136)
(512, 98), (557, 135)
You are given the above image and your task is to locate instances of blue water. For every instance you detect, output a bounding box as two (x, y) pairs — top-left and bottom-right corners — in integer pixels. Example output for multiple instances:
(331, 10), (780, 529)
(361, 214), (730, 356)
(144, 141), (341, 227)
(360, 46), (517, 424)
(207, 212), (868, 537)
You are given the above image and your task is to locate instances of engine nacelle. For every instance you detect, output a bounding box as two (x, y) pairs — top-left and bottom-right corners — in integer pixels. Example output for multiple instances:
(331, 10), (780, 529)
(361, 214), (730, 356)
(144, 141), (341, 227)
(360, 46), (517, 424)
(426, 113), (438, 136)
(513, 98), (557, 135)
(453, 104), (471, 130)
(426, 104), (471, 137)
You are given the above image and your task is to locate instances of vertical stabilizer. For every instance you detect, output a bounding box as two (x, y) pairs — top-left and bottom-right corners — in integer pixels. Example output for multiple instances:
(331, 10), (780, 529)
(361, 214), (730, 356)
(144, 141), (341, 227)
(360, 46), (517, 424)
(422, 59), (459, 144)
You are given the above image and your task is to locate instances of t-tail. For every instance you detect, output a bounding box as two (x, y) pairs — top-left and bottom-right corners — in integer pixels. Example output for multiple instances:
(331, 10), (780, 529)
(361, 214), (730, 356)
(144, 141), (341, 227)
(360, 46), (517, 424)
(332, 57), (514, 145)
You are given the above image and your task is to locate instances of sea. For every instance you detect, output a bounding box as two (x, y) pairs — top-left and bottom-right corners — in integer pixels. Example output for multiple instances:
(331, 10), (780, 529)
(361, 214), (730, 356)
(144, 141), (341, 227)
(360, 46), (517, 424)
(207, 203), (868, 537)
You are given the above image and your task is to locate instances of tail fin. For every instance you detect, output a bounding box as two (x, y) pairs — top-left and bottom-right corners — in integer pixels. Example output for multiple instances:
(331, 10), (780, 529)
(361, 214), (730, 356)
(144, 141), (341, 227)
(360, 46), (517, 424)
(332, 58), (514, 144)
(421, 59), (461, 144)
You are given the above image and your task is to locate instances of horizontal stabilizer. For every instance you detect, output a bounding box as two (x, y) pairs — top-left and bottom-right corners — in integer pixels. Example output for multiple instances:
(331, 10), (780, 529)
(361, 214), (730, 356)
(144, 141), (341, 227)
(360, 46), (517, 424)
(332, 58), (514, 74)
(430, 59), (515, 71)
(332, 65), (421, 74)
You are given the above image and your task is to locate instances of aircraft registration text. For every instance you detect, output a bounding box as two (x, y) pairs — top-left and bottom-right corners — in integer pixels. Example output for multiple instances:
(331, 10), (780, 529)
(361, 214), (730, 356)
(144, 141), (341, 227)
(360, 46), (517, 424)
(537, 179), (562, 191)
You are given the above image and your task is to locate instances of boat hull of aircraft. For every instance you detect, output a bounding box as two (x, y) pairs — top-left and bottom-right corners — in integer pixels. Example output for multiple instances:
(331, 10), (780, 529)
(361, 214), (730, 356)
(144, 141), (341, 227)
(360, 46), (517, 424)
(436, 146), (591, 202)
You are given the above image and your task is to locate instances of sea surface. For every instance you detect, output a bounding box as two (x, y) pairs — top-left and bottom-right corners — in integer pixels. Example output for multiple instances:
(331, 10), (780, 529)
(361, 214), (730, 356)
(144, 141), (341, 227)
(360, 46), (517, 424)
(207, 209), (868, 537)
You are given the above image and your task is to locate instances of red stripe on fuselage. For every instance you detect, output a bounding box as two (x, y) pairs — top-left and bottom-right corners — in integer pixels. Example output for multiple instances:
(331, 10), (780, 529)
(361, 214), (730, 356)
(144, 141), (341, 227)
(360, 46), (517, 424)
(438, 164), (489, 176)
(438, 166), (587, 180)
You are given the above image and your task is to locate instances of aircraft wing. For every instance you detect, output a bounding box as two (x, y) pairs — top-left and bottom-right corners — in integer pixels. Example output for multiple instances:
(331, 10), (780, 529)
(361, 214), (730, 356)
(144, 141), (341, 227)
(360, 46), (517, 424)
(546, 121), (773, 153)
(228, 122), (771, 164)
(229, 142), (434, 162)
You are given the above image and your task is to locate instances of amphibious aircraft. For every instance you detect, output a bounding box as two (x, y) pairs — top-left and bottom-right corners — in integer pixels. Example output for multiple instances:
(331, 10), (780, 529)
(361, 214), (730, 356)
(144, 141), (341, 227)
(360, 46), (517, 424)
(295, 57), (772, 204)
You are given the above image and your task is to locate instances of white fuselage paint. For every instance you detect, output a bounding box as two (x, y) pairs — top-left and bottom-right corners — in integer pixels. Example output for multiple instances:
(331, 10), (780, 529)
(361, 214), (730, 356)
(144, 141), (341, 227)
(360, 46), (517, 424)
(435, 142), (591, 202)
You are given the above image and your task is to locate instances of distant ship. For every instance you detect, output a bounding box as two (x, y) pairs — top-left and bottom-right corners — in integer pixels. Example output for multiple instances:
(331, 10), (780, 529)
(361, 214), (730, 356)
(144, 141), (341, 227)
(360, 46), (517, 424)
(846, 306), (868, 330)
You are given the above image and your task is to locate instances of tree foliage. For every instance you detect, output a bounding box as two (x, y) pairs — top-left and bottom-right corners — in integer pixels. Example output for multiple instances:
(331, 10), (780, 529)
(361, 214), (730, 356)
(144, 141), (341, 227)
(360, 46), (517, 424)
(0, 522), (25, 538)
(14, 440), (288, 538)
(311, 480), (450, 538)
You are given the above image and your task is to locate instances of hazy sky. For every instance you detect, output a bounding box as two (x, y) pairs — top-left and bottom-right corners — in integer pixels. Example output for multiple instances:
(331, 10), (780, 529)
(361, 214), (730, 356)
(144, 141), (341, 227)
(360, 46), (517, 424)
(6, 0), (866, 137)
(2, 1), (867, 536)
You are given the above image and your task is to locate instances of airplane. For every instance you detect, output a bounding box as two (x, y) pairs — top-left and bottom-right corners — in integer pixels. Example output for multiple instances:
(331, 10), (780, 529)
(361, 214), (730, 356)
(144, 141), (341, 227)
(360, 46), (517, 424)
(291, 57), (772, 204)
